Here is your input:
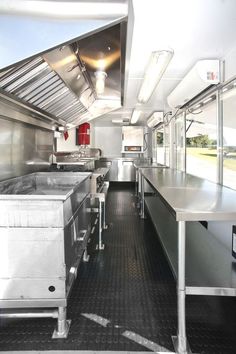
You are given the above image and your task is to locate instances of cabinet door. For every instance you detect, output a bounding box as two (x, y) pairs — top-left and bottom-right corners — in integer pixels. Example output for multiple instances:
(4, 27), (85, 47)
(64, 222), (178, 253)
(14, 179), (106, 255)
(117, 160), (135, 181)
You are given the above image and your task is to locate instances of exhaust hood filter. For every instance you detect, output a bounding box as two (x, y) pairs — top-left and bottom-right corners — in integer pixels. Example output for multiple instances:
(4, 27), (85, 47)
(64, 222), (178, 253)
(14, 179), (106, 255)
(167, 59), (220, 109)
(0, 55), (90, 125)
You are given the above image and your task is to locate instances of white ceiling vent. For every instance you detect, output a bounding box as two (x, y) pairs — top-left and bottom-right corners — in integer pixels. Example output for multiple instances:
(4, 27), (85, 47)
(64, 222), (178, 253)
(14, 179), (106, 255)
(167, 59), (220, 109)
(147, 111), (164, 128)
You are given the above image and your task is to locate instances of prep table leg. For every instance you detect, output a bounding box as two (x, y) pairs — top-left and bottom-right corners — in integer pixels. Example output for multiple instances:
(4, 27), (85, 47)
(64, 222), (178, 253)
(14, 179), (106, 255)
(96, 199), (105, 250)
(140, 174), (145, 219)
(103, 199), (108, 229)
(52, 307), (71, 339)
(135, 169), (139, 197)
(83, 247), (90, 262)
(172, 221), (192, 353)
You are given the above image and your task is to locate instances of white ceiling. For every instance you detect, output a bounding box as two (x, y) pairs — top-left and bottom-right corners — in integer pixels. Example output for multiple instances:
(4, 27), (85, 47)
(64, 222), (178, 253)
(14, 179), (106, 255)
(95, 0), (236, 126)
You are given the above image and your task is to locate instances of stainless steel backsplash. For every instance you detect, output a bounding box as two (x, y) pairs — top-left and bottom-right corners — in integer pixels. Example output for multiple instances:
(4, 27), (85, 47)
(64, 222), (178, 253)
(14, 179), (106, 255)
(0, 117), (53, 181)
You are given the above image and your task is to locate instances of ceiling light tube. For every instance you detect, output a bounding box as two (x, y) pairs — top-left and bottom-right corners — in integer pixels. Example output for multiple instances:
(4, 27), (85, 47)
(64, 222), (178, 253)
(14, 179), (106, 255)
(138, 49), (174, 103)
(130, 109), (142, 124)
(203, 96), (213, 104)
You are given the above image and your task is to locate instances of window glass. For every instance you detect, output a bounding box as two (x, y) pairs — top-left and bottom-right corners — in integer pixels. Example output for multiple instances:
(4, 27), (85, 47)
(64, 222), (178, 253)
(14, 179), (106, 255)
(164, 124), (170, 166)
(156, 130), (165, 165)
(186, 99), (217, 182)
(222, 85), (236, 190)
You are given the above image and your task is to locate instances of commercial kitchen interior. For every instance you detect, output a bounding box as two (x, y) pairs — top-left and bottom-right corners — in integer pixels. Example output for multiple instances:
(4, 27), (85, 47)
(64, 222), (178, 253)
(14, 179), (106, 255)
(2, 1), (236, 353)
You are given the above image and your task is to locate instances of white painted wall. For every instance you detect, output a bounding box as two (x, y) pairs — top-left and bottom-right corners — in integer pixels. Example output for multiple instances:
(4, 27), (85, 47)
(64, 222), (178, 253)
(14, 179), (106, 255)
(93, 126), (122, 157)
(55, 124), (123, 157)
(56, 128), (80, 152)
(224, 45), (236, 81)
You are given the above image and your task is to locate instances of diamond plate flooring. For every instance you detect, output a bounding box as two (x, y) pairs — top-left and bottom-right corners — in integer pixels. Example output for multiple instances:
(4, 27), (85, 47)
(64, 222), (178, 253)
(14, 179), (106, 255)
(0, 184), (236, 353)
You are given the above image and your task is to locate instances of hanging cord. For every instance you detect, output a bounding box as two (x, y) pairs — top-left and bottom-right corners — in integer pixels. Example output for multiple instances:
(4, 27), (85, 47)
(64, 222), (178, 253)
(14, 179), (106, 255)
(164, 107), (181, 126)
(186, 120), (194, 133)
(187, 107), (203, 115)
(143, 132), (149, 151)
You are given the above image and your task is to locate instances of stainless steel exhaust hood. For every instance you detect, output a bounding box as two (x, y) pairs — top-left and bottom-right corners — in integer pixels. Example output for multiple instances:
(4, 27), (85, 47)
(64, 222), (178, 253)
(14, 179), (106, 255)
(0, 0), (133, 129)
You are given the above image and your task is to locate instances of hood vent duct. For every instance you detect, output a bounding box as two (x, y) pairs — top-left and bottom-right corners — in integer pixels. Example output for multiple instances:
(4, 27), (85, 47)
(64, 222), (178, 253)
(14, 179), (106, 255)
(0, 1), (133, 128)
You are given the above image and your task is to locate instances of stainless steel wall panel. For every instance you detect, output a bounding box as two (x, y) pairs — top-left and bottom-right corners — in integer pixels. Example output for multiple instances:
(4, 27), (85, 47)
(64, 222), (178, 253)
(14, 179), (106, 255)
(64, 196), (90, 285)
(0, 278), (66, 300)
(0, 228), (65, 278)
(0, 117), (53, 182)
(63, 175), (91, 224)
(0, 200), (64, 227)
(0, 172), (91, 227)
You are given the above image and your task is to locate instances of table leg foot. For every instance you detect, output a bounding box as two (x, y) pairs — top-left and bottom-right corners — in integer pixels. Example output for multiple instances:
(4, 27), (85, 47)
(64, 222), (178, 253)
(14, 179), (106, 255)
(96, 243), (105, 250)
(172, 336), (195, 354)
(52, 319), (71, 339)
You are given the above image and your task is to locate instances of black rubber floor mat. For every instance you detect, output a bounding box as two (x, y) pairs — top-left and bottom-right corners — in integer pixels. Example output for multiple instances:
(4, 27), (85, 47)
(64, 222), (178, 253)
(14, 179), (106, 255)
(0, 185), (236, 353)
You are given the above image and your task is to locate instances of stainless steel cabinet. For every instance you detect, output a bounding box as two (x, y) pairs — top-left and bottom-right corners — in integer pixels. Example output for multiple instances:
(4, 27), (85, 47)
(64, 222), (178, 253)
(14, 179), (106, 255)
(0, 172), (91, 306)
(96, 158), (135, 182)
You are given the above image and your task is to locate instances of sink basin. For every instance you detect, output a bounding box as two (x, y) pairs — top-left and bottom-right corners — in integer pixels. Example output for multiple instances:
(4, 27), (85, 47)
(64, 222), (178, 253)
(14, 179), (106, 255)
(0, 172), (91, 199)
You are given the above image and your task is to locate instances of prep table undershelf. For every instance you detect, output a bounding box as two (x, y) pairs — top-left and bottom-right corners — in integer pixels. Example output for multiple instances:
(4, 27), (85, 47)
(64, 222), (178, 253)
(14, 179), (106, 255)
(145, 196), (236, 296)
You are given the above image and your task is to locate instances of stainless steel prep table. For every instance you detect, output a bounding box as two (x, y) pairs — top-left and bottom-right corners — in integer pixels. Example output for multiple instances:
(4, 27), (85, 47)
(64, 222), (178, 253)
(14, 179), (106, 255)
(133, 161), (166, 212)
(140, 167), (236, 354)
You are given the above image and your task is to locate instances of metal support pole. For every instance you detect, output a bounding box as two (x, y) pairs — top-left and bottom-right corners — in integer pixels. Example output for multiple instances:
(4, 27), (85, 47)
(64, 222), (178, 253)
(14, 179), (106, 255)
(96, 199), (105, 250)
(172, 221), (192, 354)
(52, 307), (71, 339)
(216, 89), (223, 185)
(103, 200), (108, 229)
(83, 247), (90, 262)
(183, 111), (187, 173)
(140, 173), (145, 218)
(135, 169), (139, 197)
(138, 170), (141, 202)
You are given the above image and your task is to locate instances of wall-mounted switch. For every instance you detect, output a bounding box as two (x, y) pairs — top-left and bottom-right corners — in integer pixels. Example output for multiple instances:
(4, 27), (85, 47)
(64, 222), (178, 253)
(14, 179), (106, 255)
(232, 225), (236, 258)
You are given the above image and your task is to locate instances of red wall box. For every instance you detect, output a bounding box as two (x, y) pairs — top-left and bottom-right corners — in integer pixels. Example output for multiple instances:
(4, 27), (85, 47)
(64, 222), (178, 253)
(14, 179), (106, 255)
(76, 123), (90, 145)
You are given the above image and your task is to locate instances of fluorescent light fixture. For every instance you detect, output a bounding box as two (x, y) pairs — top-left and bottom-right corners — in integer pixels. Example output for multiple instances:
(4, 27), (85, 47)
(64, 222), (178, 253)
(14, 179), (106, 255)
(138, 49), (174, 103)
(112, 119), (124, 123)
(95, 70), (107, 94)
(112, 119), (129, 125)
(130, 109), (142, 124)
(203, 97), (213, 104)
